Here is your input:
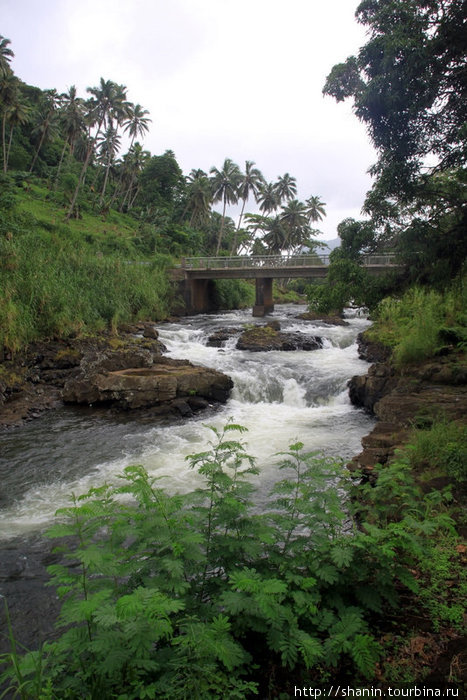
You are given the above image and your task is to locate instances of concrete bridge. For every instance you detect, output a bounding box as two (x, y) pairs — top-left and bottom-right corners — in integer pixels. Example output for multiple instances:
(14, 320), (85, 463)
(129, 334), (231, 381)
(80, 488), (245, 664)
(176, 253), (400, 316)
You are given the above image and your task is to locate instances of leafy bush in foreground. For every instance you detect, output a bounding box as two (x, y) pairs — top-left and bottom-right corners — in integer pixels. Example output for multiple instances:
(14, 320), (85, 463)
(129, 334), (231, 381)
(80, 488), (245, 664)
(0, 424), (457, 698)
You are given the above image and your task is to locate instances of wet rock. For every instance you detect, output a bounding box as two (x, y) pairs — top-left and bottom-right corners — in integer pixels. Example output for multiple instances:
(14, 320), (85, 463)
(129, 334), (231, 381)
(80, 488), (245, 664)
(355, 332), (392, 363)
(207, 327), (240, 347)
(63, 362), (233, 410)
(236, 325), (323, 352)
(296, 311), (350, 326)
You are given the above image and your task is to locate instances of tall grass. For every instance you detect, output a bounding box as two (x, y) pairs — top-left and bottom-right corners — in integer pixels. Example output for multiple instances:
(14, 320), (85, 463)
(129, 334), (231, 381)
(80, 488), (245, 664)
(368, 281), (467, 367)
(0, 223), (173, 352)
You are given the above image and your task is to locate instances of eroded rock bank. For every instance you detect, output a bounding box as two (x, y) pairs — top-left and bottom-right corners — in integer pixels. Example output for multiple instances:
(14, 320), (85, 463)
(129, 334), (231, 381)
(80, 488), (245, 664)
(347, 333), (467, 476)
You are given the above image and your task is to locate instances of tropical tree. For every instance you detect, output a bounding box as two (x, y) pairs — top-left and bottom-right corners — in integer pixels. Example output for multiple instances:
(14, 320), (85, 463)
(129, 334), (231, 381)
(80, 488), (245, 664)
(257, 181), (280, 216)
(182, 170), (212, 228)
(0, 72), (20, 172)
(210, 158), (242, 254)
(279, 199), (309, 251)
(274, 172), (297, 204)
(66, 79), (128, 219)
(263, 216), (287, 254)
(305, 195), (326, 224)
(97, 125), (122, 205)
(2, 91), (30, 172)
(0, 36), (14, 77)
(29, 89), (60, 173)
(117, 142), (151, 211)
(231, 160), (264, 254)
(323, 0), (467, 278)
(123, 103), (151, 149)
(54, 85), (86, 187)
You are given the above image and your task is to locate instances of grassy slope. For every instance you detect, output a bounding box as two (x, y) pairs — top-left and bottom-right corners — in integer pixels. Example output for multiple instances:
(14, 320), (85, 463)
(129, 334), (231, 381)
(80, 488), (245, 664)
(0, 181), (174, 352)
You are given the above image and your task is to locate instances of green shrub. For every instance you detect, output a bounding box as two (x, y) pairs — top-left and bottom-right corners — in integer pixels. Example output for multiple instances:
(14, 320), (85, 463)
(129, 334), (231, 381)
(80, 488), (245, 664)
(366, 281), (467, 365)
(0, 424), (457, 697)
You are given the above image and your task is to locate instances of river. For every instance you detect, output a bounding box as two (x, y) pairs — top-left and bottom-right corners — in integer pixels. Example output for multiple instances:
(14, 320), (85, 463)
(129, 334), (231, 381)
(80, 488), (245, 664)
(0, 304), (374, 542)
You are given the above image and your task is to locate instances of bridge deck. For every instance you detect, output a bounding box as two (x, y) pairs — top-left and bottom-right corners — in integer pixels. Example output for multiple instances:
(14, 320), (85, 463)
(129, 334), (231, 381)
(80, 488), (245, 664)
(180, 254), (400, 280)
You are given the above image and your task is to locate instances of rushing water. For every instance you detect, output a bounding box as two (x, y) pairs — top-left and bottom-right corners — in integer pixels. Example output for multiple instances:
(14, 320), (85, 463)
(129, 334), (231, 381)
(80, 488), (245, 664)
(0, 305), (374, 540)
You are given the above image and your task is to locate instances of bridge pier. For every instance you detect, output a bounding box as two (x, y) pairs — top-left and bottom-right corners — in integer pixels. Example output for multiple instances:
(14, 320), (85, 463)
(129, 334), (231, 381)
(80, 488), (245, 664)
(188, 278), (214, 314)
(253, 278), (274, 317)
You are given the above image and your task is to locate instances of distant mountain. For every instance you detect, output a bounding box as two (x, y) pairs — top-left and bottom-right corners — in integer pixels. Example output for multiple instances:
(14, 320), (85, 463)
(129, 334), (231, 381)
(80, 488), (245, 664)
(316, 237), (340, 252)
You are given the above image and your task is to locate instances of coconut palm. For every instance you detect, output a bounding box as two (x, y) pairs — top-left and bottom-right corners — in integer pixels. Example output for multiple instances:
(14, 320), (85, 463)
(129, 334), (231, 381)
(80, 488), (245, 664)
(97, 125), (122, 205)
(209, 158), (242, 254)
(305, 195), (326, 223)
(257, 181), (280, 216)
(0, 72), (19, 172)
(231, 160), (264, 254)
(183, 171), (212, 228)
(54, 85), (86, 188)
(117, 142), (151, 211)
(123, 103), (151, 148)
(29, 89), (60, 173)
(274, 172), (297, 204)
(0, 36), (14, 77)
(3, 93), (30, 172)
(279, 199), (309, 251)
(239, 212), (270, 254)
(262, 216), (287, 254)
(66, 79), (128, 219)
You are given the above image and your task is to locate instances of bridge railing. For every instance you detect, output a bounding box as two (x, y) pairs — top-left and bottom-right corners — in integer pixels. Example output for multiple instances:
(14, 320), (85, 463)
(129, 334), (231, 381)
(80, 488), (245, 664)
(181, 253), (398, 270)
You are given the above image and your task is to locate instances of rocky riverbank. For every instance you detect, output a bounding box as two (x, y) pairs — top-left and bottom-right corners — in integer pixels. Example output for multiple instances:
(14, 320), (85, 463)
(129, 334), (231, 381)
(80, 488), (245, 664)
(0, 323), (233, 430)
(347, 332), (467, 478)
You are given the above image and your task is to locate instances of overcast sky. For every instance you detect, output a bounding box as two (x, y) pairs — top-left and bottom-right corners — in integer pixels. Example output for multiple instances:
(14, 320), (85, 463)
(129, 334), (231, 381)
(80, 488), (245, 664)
(3, 0), (376, 241)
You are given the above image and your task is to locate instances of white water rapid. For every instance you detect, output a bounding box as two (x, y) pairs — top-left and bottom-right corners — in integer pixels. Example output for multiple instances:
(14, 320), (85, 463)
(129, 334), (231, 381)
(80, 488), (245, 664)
(0, 305), (374, 540)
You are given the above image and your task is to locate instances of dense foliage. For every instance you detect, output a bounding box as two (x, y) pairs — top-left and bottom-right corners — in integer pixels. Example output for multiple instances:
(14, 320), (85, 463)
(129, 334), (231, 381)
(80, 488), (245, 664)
(323, 0), (467, 285)
(364, 281), (467, 366)
(1, 423), (463, 698)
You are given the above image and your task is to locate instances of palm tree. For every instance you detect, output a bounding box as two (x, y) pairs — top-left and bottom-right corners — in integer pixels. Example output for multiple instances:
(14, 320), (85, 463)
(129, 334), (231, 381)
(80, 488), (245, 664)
(97, 125), (122, 205)
(231, 160), (264, 253)
(257, 181), (279, 216)
(209, 158), (241, 255)
(117, 142), (150, 211)
(3, 93), (30, 172)
(29, 89), (60, 172)
(305, 195), (326, 224)
(274, 173), (297, 204)
(66, 79), (127, 220)
(0, 36), (14, 77)
(279, 199), (309, 251)
(182, 170), (212, 228)
(123, 103), (151, 148)
(240, 212), (270, 254)
(263, 216), (287, 254)
(0, 72), (19, 172)
(54, 85), (86, 188)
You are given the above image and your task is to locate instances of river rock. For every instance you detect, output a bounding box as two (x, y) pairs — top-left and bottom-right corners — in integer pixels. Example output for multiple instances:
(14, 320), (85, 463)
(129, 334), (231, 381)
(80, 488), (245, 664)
(296, 311), (350, 326)
(236, 325), (322, 352)
(207, 328), (240, 347)
(62, 361), (233, 409)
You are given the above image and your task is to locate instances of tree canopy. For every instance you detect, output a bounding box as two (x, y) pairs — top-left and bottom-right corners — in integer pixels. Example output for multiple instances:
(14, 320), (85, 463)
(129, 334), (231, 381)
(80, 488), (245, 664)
(323, 0), (467, 282)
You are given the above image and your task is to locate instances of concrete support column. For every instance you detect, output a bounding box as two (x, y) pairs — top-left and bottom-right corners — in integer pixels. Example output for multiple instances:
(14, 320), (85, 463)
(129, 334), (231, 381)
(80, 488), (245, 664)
(190, 279), (210, 313)
(253, 277), (274, 316)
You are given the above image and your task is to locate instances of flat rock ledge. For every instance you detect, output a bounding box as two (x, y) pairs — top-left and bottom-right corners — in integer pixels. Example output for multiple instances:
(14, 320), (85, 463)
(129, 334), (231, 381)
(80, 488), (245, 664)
(62, 359), (233, 412)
